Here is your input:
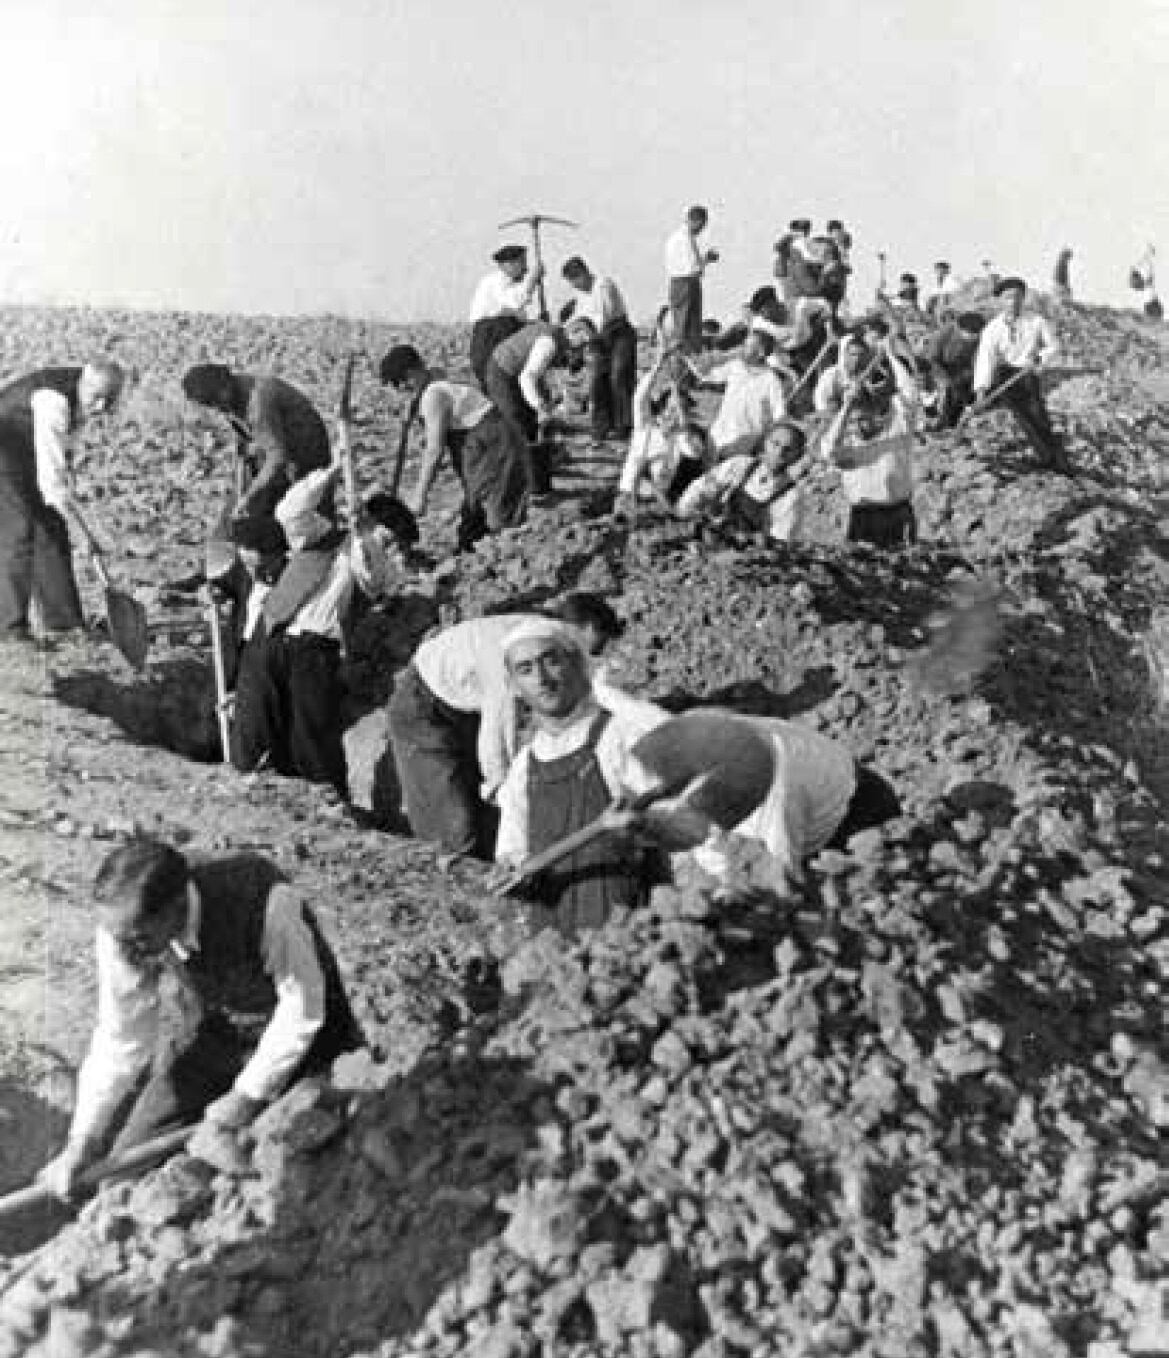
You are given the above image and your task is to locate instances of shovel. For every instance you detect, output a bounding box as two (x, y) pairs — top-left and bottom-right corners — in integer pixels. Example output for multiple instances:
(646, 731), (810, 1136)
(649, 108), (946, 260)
(90, 552), (149, 671)
(957, 367), (1033, 429)
(496, 775), (696, 895)
(0, 1124), (195, 1221)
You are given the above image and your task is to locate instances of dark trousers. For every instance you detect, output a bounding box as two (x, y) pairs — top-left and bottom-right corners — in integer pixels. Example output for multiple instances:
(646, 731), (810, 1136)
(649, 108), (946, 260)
(481, 360), (541, 495)
(991, 364), (1070, 470)
(232, 630), (349, 797)
(586, 320), (638, 437)
(470, 316), (524, 386)
(825, 765), (902, 850)
(450, 411), (529, 551)
(386, 663), (495, 858)
(668, 276), (703, 354)
(0, 475), (83, 634)
(846, 501), (917, 550)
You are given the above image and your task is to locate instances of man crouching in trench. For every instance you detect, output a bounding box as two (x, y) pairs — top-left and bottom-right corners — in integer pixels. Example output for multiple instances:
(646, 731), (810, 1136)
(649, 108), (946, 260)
(38, 839), (363, 1199)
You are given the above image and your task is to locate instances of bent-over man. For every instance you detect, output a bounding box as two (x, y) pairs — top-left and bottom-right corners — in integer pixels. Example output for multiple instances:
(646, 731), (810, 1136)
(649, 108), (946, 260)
(231, 463), (403, 797)
(0, 360), (124, 640)
(182, 365), (331, 520)
(38, 839), (363, 1198)
(378, 344), (527, 551)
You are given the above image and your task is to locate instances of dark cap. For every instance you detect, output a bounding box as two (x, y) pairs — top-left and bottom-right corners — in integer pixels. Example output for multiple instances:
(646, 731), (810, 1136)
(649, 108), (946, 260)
(789, 217), (811, 232)
(493, 244), (527, 265)
(994, 275), (1027, 296)
(378, 344), (423, 386)
(181, 363), (235, 408)
(934, 260), (951, 270)
(561, 255), (589, 279)
(826, 219), (844, 232)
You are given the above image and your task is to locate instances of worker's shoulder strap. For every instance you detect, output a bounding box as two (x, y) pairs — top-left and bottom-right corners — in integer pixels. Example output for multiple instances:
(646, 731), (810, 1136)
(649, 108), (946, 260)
(585, 706), (613, 750)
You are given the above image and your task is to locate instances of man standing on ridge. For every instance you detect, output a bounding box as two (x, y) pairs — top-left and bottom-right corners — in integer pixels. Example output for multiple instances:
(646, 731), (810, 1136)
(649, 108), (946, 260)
(665, 206), (719, 354)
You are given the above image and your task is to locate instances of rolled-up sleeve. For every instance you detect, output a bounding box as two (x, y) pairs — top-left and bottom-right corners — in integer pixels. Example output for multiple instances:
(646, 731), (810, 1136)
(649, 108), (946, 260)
(32, 390), (75, 514)
(519, 337), (557, 412)
(69, 929), (159, 1151)
(234, 886), (327, 1102)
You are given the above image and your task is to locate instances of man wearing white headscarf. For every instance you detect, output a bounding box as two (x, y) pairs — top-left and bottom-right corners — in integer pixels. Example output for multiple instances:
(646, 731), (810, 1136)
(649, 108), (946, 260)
(387, 594), (636, 860)
(495, 618), (668, 933)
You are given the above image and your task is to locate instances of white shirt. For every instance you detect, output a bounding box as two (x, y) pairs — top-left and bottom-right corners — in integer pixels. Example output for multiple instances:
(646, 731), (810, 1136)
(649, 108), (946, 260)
(495, 692), (669, 864)
(68, 882), (328, 1151)
(821, 358), (920, 507)
(690, 717), (857, 884)
(31, 388), (76, 515)
(572, 275), (630, 331)
(665, 226), (708, 279)
(707, 360), (789, 459)
(469, 269), (536, 324)
(617, 368), (703, 498)
(413, 613), (537, 795)
(674, 454), (806, 542)
(518, 336), (560, 412)
(925, 275), (959, 314)
(274, 468), (399, 641)
(973, 312), (1059, 392)
(419, 379), (492, 435)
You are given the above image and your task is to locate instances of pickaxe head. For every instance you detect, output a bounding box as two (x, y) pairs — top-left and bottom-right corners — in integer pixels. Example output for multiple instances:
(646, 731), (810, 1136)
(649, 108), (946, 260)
(498, 213), (579, 232)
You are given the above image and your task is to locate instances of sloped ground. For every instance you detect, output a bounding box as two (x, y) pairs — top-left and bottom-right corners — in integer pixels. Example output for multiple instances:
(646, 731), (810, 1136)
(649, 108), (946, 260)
(0, 302), (1166, 1357)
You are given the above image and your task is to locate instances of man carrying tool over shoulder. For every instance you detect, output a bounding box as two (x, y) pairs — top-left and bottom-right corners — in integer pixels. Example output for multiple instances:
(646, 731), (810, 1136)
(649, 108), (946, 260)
(37, 838), (363, 1200)
(468, 244), (544, 384)
(972, 276), (1071, 473)
(181, 365), (332, 520)
(0, 360), (124, 641)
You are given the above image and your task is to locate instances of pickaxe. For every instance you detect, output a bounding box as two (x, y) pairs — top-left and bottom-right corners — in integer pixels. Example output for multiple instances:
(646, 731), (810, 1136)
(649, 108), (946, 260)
(498, 213), (580, 321)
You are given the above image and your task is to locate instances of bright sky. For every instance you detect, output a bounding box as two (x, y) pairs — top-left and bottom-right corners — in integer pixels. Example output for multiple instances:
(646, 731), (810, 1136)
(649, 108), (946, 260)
(2, 0), (1164, 323)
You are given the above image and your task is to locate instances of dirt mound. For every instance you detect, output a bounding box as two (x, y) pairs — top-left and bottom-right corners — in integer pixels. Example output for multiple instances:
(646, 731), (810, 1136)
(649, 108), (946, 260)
(0, 302), (1167, 1357)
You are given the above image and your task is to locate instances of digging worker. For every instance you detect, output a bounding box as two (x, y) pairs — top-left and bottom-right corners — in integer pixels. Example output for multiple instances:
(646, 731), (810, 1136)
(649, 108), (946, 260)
(468, 244), (544, 384)
(612, 346), (707, 520)
(818, 328), (922, 549)
(481, 317), (593, 496)
(610, 708), (901, 896)
(560, 256), (638, 440)
(387, 594), (625, 861)
(37, 839), (363, 1199)
(924, 310), (985, 428)
(972, 275), (1071, 473)
(665, 205), (719, 354)
(697, 324), (790, 460)
(231, 459), (405, 798)
(674, 420), (809, 544)
(378, 344), (527, 551)
(0, 360), (125, 642)
(181, 365), (331, 521)
(494, 617), (668, 935)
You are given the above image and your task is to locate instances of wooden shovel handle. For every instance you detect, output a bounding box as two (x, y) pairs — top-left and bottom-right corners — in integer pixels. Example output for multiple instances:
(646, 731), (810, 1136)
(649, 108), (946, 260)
(0, 1125), (195, 1220)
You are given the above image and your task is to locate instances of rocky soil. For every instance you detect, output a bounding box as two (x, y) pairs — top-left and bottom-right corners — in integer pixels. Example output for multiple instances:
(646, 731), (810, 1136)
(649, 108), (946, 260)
(0, 300), (1166, 1357)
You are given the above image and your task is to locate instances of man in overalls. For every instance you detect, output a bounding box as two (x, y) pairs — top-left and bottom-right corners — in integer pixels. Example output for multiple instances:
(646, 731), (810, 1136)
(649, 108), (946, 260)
(494, 619), (667, 935)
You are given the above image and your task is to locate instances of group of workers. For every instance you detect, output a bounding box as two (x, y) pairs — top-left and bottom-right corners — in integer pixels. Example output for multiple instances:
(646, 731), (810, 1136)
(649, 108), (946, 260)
(3, 216), (1157, 1203)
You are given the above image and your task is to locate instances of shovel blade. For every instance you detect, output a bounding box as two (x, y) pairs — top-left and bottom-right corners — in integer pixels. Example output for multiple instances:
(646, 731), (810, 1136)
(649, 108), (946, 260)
(105, 586), (150, 671)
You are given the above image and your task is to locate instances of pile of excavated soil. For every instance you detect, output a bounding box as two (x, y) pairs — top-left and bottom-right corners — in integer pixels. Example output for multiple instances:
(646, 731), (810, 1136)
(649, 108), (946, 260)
(0, 302), (1166, 1358)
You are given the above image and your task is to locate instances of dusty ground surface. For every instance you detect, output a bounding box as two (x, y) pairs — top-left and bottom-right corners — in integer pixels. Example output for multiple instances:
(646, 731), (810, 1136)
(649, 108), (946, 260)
(0, 300), (1166, 1357)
